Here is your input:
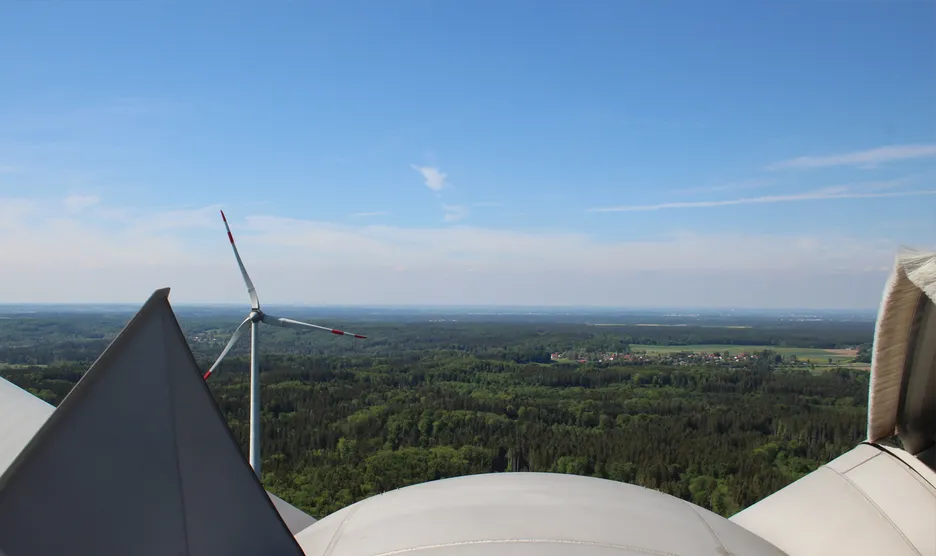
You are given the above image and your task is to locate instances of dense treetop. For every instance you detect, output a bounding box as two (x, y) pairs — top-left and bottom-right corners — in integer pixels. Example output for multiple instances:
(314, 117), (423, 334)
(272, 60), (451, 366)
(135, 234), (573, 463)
(0, 311), (873, 518)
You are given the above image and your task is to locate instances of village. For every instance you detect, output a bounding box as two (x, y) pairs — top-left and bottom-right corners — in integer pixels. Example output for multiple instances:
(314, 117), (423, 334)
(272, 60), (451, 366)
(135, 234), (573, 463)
(550, 349), (782, 367)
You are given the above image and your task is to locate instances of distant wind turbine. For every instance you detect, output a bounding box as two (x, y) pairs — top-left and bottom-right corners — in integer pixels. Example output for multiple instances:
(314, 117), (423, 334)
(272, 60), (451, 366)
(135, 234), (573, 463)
(204, 210), (366, 479)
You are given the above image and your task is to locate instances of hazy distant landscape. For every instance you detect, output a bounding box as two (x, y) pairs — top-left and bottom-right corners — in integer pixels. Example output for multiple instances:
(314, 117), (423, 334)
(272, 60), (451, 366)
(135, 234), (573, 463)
(1, 305), (874, 518)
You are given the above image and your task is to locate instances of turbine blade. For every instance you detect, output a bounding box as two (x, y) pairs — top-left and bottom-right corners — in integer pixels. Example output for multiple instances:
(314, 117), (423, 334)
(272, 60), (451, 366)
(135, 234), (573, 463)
(203, 317), (252, 380)
(220, 210), (260, 309)
(260, 313), (366, 339)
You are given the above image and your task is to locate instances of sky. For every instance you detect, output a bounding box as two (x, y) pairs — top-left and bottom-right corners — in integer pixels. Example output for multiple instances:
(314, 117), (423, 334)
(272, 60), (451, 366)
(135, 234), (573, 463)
(1, 0), (934, 309)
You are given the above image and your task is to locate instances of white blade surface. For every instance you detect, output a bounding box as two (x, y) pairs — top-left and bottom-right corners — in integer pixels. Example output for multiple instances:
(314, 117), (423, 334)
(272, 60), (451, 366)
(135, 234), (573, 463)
(221, 210), (260, 309)
(261, 313), (366, 339)
(203, 317), (252, 379)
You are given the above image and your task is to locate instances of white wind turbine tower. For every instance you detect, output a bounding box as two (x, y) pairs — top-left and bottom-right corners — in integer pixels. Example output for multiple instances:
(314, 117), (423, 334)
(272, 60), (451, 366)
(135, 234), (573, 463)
(204, 210), (366, 479)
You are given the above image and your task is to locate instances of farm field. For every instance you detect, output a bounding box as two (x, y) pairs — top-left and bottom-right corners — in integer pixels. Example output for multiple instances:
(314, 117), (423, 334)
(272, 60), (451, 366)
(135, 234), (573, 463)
(630, 344), (859, 364)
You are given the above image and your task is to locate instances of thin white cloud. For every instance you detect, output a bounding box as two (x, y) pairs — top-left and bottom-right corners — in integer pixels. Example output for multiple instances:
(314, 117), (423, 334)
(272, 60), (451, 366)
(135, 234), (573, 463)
(862, 176), (921, 191)
(350, 211), (389, 218)
(0, 195), (925, 308)
(588, 187), (936, 213)
(129, 204), (225, 234)
(472, 201), (503, 207)
(0, 198), (36, 231)
(670, 178), (774, 195)
(442, 204), (469, 222)
(411, 164), (448, 191)
(63, 194), (101, 213)
(767, 144), (936, 170)
(239, 214), (901, 274)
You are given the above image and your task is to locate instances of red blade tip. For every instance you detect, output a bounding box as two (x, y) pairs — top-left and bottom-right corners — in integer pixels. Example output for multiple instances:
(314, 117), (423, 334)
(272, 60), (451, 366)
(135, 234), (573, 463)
(203, 371), (212, 380)
(220, 210), (227, 221)
(354, 334), (366, 339)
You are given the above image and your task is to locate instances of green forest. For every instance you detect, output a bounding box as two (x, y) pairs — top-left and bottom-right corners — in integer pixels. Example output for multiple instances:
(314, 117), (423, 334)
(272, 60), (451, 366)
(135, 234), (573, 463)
(0, 311), (873, 519)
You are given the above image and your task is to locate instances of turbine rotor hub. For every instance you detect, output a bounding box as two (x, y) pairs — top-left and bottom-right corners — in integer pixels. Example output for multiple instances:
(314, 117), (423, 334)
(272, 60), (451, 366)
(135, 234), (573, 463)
(249, 310), (264, 323)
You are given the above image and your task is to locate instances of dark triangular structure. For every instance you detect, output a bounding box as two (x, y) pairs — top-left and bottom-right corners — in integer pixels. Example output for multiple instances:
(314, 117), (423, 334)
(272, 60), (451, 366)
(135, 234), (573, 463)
(0, 288), (304, 556)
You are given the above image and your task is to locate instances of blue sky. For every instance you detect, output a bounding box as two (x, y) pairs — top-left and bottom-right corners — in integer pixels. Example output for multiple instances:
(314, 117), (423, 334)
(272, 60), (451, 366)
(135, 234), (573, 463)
(1, 1), (934, 308)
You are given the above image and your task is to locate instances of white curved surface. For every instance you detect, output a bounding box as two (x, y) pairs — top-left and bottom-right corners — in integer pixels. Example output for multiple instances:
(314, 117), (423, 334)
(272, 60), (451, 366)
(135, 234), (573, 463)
(868, 250), (936, 454)
(297, 472), (787, 556)
(731, 443), (936, 556)
(0, 376), (54, 477)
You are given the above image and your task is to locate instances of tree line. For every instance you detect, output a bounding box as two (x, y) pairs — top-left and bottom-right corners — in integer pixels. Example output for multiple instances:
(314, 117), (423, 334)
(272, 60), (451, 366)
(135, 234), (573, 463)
(3, 343), (870, 520)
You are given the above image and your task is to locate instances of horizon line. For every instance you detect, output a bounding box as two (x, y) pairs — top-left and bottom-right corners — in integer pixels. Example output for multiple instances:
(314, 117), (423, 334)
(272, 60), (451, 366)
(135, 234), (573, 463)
(0, 301), (880, 313)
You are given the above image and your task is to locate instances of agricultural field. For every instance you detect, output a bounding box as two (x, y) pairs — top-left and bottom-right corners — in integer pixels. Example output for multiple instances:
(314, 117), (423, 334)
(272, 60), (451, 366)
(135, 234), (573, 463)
(630, 344), (860, 365)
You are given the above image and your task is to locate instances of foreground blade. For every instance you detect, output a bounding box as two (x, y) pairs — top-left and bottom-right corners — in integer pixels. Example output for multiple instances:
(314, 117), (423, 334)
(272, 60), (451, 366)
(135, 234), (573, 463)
(221, 210), (260, 309)
(260, 313), (366, 339)
(203, 317), (252, 380)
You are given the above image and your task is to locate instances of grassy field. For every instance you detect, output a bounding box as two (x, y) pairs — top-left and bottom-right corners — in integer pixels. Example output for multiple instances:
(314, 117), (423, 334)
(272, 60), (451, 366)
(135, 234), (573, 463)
(630, 344), (858, 364)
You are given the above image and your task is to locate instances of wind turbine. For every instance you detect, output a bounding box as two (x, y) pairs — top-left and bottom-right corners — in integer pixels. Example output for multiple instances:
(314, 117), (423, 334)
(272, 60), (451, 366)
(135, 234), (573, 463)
(204, 210), (366, 479)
